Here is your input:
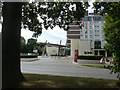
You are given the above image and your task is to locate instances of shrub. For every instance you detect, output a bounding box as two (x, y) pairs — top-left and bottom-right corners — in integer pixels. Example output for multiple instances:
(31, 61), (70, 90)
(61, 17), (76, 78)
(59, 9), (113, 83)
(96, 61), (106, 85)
(20, 54), (38, 58)
(78, 55), (103, 60)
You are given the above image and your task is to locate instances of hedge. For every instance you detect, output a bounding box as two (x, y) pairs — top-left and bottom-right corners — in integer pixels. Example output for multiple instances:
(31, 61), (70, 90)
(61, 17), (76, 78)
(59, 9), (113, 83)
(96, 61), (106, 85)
(20, 54), (38, 58)
(78, 55), (104, 60)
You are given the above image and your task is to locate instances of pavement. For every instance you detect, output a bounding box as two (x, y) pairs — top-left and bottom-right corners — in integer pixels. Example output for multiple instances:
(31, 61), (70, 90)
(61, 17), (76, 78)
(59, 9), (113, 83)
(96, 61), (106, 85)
(21, 56), (118, 80)
(21, 58), (39, 62)
(21, 56), (100, 64)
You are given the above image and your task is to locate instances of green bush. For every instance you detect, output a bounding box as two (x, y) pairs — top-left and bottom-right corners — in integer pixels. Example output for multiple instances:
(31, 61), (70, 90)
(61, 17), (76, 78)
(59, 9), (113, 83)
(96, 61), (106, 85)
(78, 55), (103, 60)
(20, 54), (38, 58)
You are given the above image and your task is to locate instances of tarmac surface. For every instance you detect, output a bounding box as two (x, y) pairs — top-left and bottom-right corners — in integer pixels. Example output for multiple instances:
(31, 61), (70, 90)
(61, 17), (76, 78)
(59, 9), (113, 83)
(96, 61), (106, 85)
(21, 56), (118, 80)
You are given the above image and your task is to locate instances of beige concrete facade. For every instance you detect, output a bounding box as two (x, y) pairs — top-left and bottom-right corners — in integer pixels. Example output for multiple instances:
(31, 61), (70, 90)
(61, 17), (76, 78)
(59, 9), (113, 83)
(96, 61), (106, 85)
(71, 39), (79, 58)
(71, 39), (106, 58)
(71, 39), (93, 58)
(79, 40), (92, 55)
(41, 43), (67, 56)
(46, 47), (59, 56)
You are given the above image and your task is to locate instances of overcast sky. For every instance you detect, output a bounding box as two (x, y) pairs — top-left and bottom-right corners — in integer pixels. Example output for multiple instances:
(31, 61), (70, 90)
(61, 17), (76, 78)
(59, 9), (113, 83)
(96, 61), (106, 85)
(21, 27), (67, 45)
(0, 1), (94, 45)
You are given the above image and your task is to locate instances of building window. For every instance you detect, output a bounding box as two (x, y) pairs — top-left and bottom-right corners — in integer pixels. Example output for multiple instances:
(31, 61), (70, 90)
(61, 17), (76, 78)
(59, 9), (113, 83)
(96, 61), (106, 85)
(95, 21), (99, 23)
(99, 17), (101, 20)
(80, 35), (83, 40)
(94, 26), (99, 29)
(85, 35), (88, 38)
(90, 35), (93, 38)
(94, 41), (101, 49)
(66, 49), (71, 56)
(101, 21), (104, 25)
(95, 30), (99, 32)
(90, 30), (93, 33)
(102, 26), (104, 29)
(90, 26), (92, 29)
(95, 39), (99, 41)
(89, 17), (91, 20)
(102, 30), (104, 33)
(102, 39), (105, 41)
(89, 21), (92, 24)
(95, 35), (99, 36)
(101, 35), (104, 38)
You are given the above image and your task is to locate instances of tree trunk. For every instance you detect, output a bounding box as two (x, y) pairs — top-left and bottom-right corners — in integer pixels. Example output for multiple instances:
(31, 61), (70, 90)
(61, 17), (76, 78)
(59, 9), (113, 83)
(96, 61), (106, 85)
(2, 2), (26, 88)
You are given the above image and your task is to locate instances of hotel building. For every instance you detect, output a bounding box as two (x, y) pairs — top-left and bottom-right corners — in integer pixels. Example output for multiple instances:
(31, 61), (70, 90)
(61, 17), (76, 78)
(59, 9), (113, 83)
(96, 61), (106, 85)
(66, 13), (107, 57)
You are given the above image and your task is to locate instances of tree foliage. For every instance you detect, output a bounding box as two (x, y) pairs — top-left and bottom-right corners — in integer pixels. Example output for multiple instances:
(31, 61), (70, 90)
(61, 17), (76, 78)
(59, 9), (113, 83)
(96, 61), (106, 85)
(22, 2), (89, 37)
(21, 36), (26, 45)
(27, 38), (37, 52)
(34, 43), (45, 55)
(21, 37), (38, 53)
(93, 2), (120, 73)
(20, 36), (27, 53)
(20, 36), (44, 54)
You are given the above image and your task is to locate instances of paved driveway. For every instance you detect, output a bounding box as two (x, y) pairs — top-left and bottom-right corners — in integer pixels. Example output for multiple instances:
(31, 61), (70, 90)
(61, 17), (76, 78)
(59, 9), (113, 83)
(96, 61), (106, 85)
(21, 56), (118, 80)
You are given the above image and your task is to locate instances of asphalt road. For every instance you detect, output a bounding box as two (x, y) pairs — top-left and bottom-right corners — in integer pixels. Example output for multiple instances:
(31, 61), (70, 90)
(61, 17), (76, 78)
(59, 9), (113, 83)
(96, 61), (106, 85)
(21, 56), (118, 80)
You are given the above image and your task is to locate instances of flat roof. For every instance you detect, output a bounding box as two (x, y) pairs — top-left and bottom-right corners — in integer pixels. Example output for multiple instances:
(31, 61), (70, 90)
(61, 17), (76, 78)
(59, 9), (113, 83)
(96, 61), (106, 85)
(38, 42), (67, 47)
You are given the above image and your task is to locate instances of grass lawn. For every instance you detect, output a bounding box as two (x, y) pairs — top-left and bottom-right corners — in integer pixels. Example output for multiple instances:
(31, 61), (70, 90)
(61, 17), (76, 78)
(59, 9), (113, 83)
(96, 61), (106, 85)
(82, 64), (109, 69)
(18, 73), (119, 88)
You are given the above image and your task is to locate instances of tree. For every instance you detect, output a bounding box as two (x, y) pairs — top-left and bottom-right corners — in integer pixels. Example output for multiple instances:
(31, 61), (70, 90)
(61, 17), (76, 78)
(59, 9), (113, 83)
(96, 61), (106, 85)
(21, 36), (26, 45)
(20, 37), (39, 53)
(93, 2), (120, 73)
(2, 2), (89, 88)
(2, 3), (26, 88)
(27, 38), (37, 53)
(20, 36), (27, 53)
(34, 43), (45, 55)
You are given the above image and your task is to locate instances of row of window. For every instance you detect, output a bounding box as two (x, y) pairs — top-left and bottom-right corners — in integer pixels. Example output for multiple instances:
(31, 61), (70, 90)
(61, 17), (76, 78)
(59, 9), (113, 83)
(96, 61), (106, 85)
(83, 21), (104, 24)
(84, 51), (92, 54)
(80, 35), (104, 38)
(80, 30), (104, 33)
(80, 38), (105, 41)
(82, 23), (104, 29)
(89, 26), (104, 29)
